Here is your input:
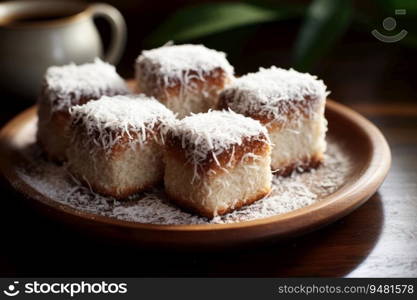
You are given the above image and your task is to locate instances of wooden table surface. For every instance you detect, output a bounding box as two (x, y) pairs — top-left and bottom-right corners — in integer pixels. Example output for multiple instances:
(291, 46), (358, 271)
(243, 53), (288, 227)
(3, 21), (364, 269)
(0, 40), (416, 277)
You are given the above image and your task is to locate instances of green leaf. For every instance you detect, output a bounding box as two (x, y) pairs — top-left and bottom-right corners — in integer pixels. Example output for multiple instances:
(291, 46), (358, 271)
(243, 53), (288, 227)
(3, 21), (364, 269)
(293, 0), (352, 71)
(147, 2), (298, 46)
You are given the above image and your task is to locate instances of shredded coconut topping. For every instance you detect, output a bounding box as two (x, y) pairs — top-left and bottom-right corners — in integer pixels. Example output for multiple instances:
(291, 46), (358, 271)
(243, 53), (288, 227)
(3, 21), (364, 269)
(135, 44), (234, 87)
(221, 66), (329, 120)
(69, 95), (175, 151)
(167, 110), (269, 165)
(16, 119), (351, 225)
(43, 58), (129, 112)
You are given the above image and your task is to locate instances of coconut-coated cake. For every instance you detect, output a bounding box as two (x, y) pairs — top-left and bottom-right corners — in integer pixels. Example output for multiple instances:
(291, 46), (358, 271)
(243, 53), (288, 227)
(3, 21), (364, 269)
(135, 44), (234, 118)
(164, 110), (272, 218)
(37, 58), (129, 161)
(219, 66), (328, 175)
(67, 94), (175, 199)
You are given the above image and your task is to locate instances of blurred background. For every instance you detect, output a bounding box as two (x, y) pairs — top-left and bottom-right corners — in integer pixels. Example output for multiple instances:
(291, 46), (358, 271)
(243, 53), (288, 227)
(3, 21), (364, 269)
(98, 0), (417, 109)
(1, 0), (417, 106)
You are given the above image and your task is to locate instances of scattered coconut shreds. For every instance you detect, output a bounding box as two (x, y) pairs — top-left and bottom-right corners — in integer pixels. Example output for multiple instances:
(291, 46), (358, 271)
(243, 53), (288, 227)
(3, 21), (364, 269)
(17, 138), (351, 225)
(43, 58), (129, 112)
(69, 95), (176, 151)
(221, 66), (329, 120)
(135, 44), (234, 88)
(168, 110), (269, 165)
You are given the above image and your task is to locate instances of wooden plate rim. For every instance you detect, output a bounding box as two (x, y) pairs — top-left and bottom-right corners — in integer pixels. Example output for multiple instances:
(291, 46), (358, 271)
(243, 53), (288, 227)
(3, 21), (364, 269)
(0, 100), (391, 233)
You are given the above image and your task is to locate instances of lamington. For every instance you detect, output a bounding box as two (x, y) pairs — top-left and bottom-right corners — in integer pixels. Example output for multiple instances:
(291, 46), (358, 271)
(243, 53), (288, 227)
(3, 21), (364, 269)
(37, 58), (129, 161)
(164, 110), (272, 218)
(218, 67), (329, 175)
(135, 44), (234, 118)
(67, 94), (175, 199)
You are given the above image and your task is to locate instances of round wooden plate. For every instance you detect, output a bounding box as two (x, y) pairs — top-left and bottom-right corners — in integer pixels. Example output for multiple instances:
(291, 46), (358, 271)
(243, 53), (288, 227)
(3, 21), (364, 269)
(0, 100), (390, 249)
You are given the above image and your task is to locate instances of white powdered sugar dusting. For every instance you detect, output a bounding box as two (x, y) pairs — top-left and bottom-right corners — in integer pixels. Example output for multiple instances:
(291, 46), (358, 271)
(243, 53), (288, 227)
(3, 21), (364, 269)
(43, 58), (129, 112)
(69, 95), (176, 151)
(221, 66), (329, 120)
(167, 110), (269, 165)
(16, 135), (351, 225)
(135, 44), (234, 87)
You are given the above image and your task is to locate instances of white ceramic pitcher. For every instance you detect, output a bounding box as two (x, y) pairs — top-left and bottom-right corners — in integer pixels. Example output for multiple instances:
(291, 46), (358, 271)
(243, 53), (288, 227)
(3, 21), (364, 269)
(0, 1), (127, 100)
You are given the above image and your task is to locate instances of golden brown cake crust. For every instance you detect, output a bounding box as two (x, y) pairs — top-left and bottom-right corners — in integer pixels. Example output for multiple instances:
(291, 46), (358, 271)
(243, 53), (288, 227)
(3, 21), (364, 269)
(39, 84), (105, 112)
(273, 153), (324, 176)
(165, 133), (270, 177)
(69, 121), (163, 159)
(218, 93), (323, 128)
(137, 67), (231, 102)
(165, 186), (271, 218)
(75, 174), (163, 199)
(37, 90), (125, 162)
